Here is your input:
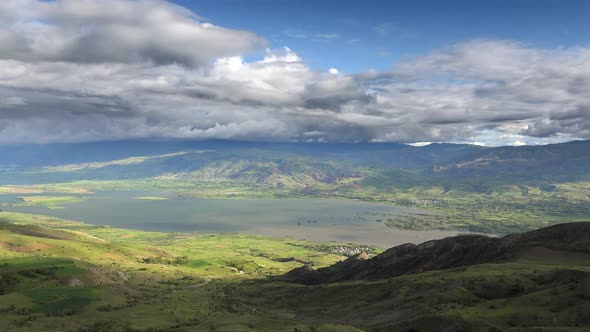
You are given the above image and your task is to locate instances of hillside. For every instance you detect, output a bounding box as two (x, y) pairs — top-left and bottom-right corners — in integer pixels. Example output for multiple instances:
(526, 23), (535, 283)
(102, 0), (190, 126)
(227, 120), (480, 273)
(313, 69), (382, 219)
(0, 140), (478, 170)
(282, 222), (590, 284)
(1, 213), (588, 331)
(243, 222), (590, 331)
(0, 211), (370, 331)
(2, 140), (589, 186)
(2, 140), (590, 189)
(0, 212), (590, 332)
(432, 140), (590, 182)
(9, 150), (362, 189)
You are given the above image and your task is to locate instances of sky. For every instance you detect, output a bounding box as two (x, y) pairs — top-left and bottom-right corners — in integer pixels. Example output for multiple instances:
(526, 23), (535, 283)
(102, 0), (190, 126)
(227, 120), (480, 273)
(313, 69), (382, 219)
(0, 0), (589, 146)
(181, 0), (590, 73)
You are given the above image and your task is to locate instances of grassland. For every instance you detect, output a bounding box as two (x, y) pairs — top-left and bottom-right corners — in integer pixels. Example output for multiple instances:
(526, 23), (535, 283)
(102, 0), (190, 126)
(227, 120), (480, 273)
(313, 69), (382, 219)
(4, 196), (89, 209)
(240, 258), (590, 331)
(1, 211), (589, 331)
(0, 185), (91, 194)
(0, 210), (381, 331)
(0, 211), (375, 275)
(40, 151), (193, 172)
(342, 180), (590, 234)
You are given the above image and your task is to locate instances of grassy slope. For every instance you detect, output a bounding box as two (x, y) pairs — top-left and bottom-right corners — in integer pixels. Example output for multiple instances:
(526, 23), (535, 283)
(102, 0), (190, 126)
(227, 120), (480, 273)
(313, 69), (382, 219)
(40, 152), (191, 172)
(1, 211), (589, 331)
(241, 249), (590, 331)
(6, 196), (88, 209)
(0, 211), (373, 331)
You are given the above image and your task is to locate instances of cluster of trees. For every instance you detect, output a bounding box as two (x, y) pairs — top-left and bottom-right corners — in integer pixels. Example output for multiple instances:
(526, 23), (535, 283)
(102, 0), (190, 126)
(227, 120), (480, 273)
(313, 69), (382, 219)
(0, 274), (18, 295)
(141, 256), (189, 265)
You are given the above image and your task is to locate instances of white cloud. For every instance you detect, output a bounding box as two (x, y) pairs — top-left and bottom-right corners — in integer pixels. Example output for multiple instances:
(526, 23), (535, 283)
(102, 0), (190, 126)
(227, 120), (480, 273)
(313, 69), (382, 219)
(406, 142), (435, 147)
(281, 29), (340, 42)
(0, 96), (26, 106)
(373, 40), (590, 142)
(0, 0), (264, 67)
(0, 2), (588, 145)
(376, 49), (392, 57)
(372, 23), (420, 39)
(314, 33), (340, 40)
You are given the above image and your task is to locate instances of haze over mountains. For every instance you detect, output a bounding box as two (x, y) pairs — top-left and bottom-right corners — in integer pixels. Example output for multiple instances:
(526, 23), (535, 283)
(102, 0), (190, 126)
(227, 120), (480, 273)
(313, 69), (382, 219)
(1, 139), (588, 186)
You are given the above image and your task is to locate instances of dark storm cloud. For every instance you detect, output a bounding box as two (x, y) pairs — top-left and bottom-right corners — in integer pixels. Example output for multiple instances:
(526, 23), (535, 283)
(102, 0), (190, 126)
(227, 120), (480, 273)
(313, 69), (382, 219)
(0, 87), (136, 118)
(550, 106), (590, 121)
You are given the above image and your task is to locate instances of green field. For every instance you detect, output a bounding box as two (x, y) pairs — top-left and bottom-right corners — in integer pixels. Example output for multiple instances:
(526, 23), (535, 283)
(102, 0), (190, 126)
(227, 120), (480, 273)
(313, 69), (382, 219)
(1, 211), (589, 331)
(4, 196), (89, 209)
(0, 210), (384, 331)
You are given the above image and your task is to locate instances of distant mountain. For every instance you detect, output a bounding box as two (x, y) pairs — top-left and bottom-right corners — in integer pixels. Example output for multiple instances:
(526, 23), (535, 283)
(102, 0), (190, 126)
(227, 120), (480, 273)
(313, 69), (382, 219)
(1, 139), (589, 187)
(0, 139), (480, 169)
(432, 140), (590, 182)
(0, 148), (364, 187)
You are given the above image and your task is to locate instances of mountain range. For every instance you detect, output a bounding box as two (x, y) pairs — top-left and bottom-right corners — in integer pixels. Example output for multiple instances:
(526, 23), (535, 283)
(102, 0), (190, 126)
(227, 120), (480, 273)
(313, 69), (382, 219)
(1, 139), (589, 186)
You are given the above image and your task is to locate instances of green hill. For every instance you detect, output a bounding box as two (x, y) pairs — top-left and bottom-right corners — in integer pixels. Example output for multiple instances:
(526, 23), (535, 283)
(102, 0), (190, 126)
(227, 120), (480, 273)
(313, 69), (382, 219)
(1, 211), (589, 331)
(0, 211), (374, 331)
(261, 223), (590, 331)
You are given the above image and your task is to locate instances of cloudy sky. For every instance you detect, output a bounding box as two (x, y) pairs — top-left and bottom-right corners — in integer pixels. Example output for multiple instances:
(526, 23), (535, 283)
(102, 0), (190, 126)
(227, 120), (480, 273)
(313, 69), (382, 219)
(1, 0), (589, 145)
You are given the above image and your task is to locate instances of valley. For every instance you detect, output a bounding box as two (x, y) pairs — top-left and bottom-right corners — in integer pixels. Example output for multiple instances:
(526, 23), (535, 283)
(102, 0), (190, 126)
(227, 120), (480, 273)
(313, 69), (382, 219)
(0, 190), (454, 248)
(0, 211), (368, 331)
(0, 140), (589, 331)
(3, 1), (590, 330)
(1, 140), (589, 235)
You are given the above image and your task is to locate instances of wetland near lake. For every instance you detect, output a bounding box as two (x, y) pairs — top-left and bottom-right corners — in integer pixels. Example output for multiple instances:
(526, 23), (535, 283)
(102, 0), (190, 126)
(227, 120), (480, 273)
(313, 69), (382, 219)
(0, 190), (460, 247)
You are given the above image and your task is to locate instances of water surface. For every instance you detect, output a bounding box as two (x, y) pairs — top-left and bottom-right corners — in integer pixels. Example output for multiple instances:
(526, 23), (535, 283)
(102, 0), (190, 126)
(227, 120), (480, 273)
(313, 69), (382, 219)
(0, 190), (461, 247)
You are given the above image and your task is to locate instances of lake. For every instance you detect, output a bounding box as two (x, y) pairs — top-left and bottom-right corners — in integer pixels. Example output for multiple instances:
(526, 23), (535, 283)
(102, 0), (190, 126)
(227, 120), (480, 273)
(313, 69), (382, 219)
(0, 190), (462, 248)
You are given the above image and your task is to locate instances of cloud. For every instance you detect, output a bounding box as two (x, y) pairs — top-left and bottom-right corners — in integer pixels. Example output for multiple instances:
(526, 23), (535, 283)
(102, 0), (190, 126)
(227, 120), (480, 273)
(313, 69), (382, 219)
(0, 0), (264, 67)
(314, 33), (340, 40)
(0, 96), (26, 106)
(372, 40), (590, 143)
(372, 23), (420, 39)
(375, 49), (392, 57)
(281, 29), (340, 42)
(0, 1), (588, 145)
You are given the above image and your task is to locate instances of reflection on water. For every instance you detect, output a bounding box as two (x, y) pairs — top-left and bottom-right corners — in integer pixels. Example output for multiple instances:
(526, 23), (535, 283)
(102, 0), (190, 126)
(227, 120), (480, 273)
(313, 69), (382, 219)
(0, 190), (461, 248)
